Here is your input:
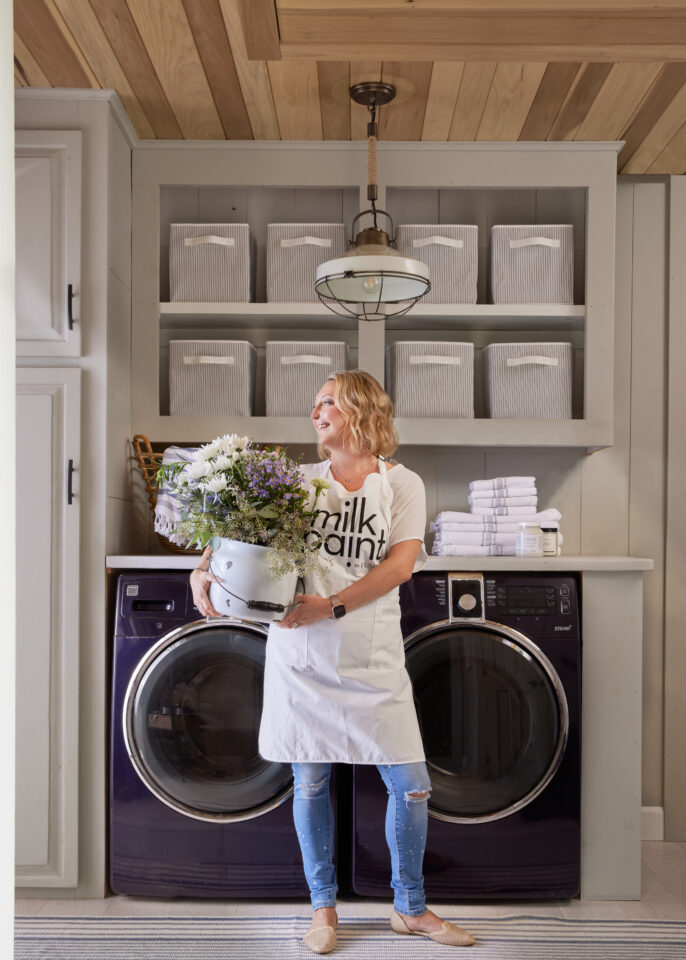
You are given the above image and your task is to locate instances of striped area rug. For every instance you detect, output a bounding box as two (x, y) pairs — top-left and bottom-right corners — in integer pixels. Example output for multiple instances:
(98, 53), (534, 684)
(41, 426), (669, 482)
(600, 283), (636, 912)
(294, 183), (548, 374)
(14, 915), (686, 959)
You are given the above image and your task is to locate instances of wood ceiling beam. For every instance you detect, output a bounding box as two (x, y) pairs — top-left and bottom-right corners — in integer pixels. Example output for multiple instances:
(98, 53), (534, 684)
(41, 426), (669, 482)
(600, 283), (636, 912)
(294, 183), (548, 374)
(281, 43), (686, 62)
(278, 10), (686, 61)
(276, 0), (684, 8)
(236, 0), (281, 60)
(277, 1), (686, 9)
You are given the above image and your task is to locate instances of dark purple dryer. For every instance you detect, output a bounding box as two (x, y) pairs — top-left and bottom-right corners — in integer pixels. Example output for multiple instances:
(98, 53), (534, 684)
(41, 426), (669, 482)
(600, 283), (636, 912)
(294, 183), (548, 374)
(110, 571), (333, 898)
(352, 571), (581, 900)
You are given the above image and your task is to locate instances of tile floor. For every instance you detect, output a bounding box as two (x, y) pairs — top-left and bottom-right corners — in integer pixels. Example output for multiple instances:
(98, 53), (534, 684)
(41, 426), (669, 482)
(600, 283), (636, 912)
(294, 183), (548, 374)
(14, 842), (686, 922)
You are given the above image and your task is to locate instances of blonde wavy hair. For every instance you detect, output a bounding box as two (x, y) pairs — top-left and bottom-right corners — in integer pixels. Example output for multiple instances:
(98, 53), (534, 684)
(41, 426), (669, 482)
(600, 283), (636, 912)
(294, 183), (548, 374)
(316, 369), (399, 460)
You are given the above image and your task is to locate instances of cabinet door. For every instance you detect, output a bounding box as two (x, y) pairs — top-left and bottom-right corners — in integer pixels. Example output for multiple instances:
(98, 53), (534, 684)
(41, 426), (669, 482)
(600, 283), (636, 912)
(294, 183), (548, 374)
(15, 368), (80, 886)
(15, 131), (82, 357)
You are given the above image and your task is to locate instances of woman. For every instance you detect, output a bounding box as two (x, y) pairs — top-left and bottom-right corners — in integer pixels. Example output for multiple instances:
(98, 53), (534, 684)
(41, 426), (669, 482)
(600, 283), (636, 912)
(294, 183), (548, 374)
(191, 371), (475, 954)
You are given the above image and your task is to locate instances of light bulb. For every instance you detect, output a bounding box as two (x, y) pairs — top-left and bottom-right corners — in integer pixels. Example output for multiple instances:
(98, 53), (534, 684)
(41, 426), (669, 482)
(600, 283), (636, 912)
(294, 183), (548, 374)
(363, 275), (380, 292)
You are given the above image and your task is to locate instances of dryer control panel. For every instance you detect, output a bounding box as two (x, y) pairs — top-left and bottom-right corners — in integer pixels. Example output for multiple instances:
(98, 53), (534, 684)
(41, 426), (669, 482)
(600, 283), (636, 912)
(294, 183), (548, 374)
(400, 572), (580, 640)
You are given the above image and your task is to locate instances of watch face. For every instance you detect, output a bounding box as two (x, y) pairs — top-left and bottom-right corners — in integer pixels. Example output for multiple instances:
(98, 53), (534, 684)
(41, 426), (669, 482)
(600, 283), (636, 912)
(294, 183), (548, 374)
(333, 604), (346, 619)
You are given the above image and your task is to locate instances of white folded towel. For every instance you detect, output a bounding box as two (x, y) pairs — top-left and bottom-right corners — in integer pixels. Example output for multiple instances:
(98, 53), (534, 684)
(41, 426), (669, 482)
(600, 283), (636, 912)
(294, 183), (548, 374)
(432, 511), (493, 525)
(468, 494), (538, 508)
(433, 531), (517, 547)
(469, 486), (537, 501)
(432, 507), (562, 529)
(471, 505), (539, 517)
(469, 476), (536, 492)
(432, 539), (563, 557)
(432, 520), (527, 533)
(154, 445), (197, 545)
(432, 543), (516, 556)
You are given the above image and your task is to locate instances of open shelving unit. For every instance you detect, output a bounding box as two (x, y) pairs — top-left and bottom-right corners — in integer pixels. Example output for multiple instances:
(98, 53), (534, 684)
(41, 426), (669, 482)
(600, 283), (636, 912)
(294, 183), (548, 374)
(132, 140), (620, 447)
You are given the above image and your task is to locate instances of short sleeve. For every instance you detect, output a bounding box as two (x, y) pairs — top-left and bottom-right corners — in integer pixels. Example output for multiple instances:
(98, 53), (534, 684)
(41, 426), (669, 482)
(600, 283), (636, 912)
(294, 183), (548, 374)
(388, 467), (428, 572)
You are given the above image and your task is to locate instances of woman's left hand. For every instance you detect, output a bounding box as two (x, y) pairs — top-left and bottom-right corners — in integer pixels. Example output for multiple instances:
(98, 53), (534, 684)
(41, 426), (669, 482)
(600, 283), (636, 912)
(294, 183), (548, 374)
(277, 594), (332, 629)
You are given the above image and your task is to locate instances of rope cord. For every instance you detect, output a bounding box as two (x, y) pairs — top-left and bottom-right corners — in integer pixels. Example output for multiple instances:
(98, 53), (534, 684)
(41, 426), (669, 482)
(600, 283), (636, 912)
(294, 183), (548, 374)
(368, 102), (378, 228)
(368, 134), (377, 191)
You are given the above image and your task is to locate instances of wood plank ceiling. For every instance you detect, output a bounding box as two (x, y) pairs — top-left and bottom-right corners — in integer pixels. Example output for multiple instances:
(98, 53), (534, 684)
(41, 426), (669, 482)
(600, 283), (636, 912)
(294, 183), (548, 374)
(13, 0), (686, 173)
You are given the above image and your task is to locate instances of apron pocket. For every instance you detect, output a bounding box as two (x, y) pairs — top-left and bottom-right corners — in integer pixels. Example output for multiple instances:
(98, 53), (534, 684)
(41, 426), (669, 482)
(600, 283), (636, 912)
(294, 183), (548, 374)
(267, 624), (308, 669)
(335, 612), (375, 672)
(369, 590), (404, 670)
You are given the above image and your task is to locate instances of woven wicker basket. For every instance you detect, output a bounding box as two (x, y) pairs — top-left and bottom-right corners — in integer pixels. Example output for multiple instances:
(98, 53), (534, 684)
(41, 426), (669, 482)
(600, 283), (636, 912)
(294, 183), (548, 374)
(132, 434), (200, 555)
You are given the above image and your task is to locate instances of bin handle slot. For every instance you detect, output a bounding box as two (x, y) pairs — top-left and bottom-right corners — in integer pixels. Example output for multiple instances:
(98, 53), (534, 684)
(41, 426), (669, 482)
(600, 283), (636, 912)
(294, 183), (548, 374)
(509, 237), (560, 249)
(410, 355), (462, 366)
(413, 236), (464, 249)
(183, 355), (235, 365)
(506, 355), (559, 367)
(184, 235), (236, 247)
(281, 355), (332, 365)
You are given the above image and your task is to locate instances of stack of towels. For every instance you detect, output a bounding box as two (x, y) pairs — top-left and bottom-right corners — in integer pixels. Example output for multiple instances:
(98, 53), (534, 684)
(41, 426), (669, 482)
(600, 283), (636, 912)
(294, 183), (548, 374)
(431, 475), (562, 556)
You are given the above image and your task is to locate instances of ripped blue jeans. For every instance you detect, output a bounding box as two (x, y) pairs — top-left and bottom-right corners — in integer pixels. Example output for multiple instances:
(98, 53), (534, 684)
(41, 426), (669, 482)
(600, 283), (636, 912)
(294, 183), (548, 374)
(291, 762), (432, 916)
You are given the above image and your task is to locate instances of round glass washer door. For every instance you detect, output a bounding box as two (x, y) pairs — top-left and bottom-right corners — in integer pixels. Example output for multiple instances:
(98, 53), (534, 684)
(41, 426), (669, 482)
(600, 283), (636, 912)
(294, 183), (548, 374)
(405, 622), (569, 824)
(123, 619), (292, 822)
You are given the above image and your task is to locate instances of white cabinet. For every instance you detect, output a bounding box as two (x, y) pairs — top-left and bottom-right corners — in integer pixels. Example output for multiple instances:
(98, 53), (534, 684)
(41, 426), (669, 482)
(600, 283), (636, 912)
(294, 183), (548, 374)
(15, 367), (80, 886)
(15, 130), (82, 357)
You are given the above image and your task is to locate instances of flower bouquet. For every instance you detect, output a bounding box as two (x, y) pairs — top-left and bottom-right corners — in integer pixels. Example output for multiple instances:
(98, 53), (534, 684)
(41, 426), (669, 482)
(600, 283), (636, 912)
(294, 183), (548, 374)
(158, 433), (329, 621)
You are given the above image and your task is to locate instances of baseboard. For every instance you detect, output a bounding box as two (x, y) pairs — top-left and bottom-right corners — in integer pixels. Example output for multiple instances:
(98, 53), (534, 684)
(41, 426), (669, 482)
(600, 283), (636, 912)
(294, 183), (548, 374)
(642, 806), (665, 841)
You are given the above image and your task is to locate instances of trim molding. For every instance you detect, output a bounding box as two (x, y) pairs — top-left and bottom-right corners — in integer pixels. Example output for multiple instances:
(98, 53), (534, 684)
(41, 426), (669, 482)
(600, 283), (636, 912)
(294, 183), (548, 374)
(642, 806), (665, 841)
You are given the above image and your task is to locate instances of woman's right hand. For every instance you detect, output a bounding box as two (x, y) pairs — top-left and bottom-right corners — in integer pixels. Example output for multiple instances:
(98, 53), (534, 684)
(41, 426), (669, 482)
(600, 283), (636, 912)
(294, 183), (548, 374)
(190, 546), (222, 617)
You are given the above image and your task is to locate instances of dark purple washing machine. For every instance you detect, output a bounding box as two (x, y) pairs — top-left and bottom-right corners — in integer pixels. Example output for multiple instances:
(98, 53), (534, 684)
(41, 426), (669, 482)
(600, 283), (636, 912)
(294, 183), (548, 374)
(110, 571), (333, 898)
(352, 571), (581, 900)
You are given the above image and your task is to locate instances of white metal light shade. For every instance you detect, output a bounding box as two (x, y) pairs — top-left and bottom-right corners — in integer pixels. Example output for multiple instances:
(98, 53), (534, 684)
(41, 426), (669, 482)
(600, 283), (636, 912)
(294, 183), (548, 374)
(314, 81), (431, 319)
(315, 244), (431, 303)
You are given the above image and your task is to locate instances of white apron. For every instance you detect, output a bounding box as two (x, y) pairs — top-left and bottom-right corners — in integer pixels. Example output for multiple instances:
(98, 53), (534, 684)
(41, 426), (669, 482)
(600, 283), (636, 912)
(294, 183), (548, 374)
(258, 458), (426, 764)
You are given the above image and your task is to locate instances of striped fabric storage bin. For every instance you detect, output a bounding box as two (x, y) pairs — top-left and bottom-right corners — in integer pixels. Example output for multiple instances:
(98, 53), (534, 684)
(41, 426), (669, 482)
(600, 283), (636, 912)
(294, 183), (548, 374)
(267, 224), (346, 302)
(169, 340), (255, 416)
(490, 225), (574, 304)
(396, 225), (478, 303)
(265, 341), (347, 416)
(485, 342), (573, 419)
(169, 224), (251, 302)
(387, 341), (474, 418)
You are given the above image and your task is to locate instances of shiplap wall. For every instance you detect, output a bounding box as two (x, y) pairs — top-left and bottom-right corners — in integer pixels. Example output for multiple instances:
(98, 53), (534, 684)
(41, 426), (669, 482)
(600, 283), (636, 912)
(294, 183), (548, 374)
(134, 178), (669, 808)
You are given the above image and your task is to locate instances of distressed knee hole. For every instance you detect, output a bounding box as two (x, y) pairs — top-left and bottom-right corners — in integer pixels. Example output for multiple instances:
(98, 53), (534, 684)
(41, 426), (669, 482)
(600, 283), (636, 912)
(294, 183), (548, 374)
(405, 789), (431, 801)
(300, 776), (327, 792)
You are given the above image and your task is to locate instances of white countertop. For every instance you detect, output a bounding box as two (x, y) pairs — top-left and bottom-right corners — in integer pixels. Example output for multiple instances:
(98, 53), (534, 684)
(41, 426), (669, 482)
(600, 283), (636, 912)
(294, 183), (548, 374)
(106, 554), (654, 572)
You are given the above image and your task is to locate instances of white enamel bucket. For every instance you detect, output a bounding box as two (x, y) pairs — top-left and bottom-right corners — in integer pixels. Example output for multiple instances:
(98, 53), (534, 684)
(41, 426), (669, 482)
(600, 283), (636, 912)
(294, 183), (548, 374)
(208, 538), (298, 623)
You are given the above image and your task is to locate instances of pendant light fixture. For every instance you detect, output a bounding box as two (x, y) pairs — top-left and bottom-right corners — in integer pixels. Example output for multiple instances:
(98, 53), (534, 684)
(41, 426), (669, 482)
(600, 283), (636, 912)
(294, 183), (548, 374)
(315, 82), (431, 321)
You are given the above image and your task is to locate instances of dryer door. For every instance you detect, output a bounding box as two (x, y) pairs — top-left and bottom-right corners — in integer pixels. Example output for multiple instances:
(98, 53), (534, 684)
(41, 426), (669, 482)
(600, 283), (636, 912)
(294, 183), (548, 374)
(405, 622), (568, 823)
(123, 619), (292, 822)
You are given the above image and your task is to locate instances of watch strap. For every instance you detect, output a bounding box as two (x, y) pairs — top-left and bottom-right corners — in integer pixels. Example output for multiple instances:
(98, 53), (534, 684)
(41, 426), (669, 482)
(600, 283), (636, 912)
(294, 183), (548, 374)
(329, 593), (346, 617)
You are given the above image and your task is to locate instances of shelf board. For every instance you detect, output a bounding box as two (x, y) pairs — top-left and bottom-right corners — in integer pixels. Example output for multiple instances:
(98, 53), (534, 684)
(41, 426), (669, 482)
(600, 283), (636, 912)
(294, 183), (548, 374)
(137, 415), (610, 448)
(389, 304), (585, 331)
(160, 302), (358, 330)
(159, 302), (585, 332)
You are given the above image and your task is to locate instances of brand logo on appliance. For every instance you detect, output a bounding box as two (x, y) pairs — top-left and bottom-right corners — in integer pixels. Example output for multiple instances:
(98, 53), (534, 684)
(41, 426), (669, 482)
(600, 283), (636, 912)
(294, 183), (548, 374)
(554, 624), (572, 631)
(305, 496), (387, 563)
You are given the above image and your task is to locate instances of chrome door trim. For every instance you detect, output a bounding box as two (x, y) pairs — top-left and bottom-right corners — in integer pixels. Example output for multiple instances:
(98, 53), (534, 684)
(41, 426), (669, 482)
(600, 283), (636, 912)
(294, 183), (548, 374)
(122, 616), (294, 823)
(403, 618), (570, 824)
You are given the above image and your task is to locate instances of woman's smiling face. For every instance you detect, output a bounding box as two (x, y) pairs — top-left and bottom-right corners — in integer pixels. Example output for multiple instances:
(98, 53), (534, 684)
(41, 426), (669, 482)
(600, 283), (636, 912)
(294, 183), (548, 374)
(312, 381), (347, 447)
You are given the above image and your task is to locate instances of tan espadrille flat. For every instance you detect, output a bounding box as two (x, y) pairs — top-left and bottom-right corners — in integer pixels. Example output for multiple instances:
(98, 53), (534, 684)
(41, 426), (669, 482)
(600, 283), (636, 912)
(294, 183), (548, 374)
(390, 909), (475, 946)
(303, 924), (337, 954)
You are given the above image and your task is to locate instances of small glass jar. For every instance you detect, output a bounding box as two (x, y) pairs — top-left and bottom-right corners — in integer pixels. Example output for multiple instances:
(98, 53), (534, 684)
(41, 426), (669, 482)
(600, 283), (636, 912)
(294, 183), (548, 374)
(515, 521), (544, 557)
(541, 523), (560, 556)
